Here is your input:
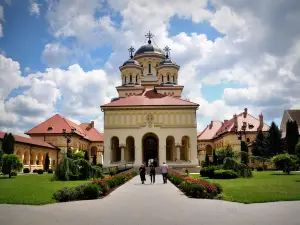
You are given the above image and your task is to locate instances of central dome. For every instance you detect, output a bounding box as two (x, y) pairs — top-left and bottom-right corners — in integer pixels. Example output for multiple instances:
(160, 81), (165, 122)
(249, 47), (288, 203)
(134, 43), (164, 56)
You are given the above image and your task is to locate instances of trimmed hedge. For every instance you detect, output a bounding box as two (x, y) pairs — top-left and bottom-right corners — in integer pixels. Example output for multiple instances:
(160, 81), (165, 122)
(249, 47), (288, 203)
(53, 171), (137, 202)
(168, 170), (221, 199)
(23, 168), (30, 173)
(48, 169), (53, 174)
(200, 165), (222, 178)
(37, 169), (44, 174)
(213, 169), (238, 179)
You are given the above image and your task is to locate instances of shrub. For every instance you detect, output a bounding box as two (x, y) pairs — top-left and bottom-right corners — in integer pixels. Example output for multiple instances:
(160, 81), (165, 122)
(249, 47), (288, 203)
(249, 166), (255, 171)
(23, 168), (30, 173)
(256, 166), (263, 171)
(200, 165), (222, 178)
(37, 169), (44, 174)
(168, 170), (220, 199)
(1, 154), (23, 178)
(33, 169), (38, 173)
(236, 163), (253, 178)
(212, 183), (223, 194)
(10, 170), (17, 176)
(53, 187), (80, 202)
(48, 169), (53, 174)
(223, 157), (238, 170)
(213, 169), (238, 179)
(272, 153), (298, 174)
(82, 184), (101, 199)
(215, 145), (236, 164)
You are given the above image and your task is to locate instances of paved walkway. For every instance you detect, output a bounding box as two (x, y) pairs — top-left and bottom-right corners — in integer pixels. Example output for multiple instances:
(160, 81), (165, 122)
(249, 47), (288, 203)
(0, 175), (299, 225)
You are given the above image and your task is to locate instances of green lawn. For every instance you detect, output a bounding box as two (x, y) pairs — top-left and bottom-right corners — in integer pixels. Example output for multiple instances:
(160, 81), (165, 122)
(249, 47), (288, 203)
(191, 171), (300, 204)
(0, 174), (90, 205)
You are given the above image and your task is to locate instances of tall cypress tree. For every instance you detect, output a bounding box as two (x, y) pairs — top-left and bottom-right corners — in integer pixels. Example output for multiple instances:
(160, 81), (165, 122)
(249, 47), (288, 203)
(44, 153), (50, 171)
(252, 130), (265, 156)
(84, 150), (89, 161)
(286, 120), (299, 154)
(212, 150), (217, 165)
(205, 153), (210, 167)
(263, 122), (282, 156)
(2, 133), (15, 154)
(241, 141), (249, 164)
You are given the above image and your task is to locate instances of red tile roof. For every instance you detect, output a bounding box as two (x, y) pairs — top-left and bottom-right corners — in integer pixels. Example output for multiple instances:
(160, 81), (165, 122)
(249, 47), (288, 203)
(198, 110), (270, 141)
(0, 132), (57, 149)
(102, 89), (198, 107)
(79, 123), (104, 142)
(25, 114), (103, 142)
(198, 121), (223, 140)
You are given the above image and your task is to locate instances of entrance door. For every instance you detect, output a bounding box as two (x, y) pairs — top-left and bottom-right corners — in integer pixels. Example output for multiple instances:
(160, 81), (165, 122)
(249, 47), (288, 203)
(143, 135), (158, 166)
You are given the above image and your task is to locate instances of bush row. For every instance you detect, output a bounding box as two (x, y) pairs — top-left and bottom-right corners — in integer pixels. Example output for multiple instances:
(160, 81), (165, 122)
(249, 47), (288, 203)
(168, 170), (222, 199)
(200, 158), (252, 179)
(53, 171), (137, 202)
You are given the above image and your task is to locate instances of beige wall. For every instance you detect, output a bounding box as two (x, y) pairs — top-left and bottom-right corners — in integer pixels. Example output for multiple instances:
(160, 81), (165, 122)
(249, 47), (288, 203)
(30, 134), (104, 164)
(103, 107), (198, 167)
(14, 142), (59, 172)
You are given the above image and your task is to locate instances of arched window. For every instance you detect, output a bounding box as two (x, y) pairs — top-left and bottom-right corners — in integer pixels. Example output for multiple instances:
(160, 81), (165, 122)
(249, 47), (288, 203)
(130, 75), (132, 83)
(162, 76), (164, 83)
(136, 75), (138, 83)
(148, 63), (151, 74)
(167, 74), (170, 81)
(173, 76), (175, 83)
(125, 76), (127, 84)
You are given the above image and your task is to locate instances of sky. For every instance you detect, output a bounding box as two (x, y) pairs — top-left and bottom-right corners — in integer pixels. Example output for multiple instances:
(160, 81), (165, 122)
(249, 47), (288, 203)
(0, 0), (300, 136)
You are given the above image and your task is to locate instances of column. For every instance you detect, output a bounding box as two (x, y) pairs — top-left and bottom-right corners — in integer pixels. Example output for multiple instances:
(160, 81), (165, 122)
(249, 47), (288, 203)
(176, 145), (181, 161)
(134, 145), (142, 167)
(121, 146), (125, 162)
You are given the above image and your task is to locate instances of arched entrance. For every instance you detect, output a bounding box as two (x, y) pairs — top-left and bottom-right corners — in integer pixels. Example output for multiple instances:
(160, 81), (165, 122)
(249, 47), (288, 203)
(142, 133), (158, 166)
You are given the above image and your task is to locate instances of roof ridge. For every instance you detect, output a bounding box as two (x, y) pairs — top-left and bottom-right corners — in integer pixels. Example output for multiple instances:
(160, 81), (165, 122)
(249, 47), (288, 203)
(25, 114), (62, 134)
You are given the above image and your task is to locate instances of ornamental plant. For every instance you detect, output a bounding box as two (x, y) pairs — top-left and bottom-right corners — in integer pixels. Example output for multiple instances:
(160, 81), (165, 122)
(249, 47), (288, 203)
(168, 170), (220, 199)
(271, 153), (297, 174)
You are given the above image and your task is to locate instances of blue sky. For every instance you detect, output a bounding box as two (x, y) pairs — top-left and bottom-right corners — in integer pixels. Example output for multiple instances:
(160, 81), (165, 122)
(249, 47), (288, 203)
(1, 0), (298, 135)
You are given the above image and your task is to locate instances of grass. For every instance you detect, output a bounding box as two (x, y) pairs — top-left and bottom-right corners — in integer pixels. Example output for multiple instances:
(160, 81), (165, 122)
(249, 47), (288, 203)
(190, 171), (300, 204)
(0, 174), (90, 205)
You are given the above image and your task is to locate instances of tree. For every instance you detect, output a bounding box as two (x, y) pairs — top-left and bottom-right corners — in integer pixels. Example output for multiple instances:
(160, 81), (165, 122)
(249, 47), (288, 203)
(295, 141), (300, 163)
(2, 133), (15, 154)
(93, 155), (97, 165)
(263, 122), (282, 156)
(271, 153), (297, 174)
(0, 150), (4, 170)
(84, 150), (89, 161)
(212, 150), (218, 165)
(205, 153), (210, 167)
(1, 154), (23, 178)
(215, 145), (236, 164)
(286, 120), (299, 154)
(44, 153), (50, 171)
(240, 141), (249, 164)
(252, 130), (265, 156)
(67, 148), (72, 158)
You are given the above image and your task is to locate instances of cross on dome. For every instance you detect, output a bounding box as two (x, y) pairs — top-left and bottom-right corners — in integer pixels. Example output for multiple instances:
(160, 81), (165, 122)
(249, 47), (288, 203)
(128, 46), (135, 58)
(145, 31), (155, 44)
(164, 46), (171, 58)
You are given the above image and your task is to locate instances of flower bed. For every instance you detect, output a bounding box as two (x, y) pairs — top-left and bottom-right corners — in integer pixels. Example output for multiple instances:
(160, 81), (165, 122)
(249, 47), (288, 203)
(168, 170), (222, 199)
(53, 171), (137, 202)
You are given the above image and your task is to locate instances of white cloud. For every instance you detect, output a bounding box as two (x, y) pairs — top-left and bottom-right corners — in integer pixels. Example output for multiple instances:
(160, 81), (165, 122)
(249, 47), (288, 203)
(0, 5), (4, 37)
(41, 42), (71, 67)
(29, 0), (40, 17)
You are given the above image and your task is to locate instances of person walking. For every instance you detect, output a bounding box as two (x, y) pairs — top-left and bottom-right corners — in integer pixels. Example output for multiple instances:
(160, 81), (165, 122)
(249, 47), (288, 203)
(161, 162), (168, 184)
(139, 164), (146, 184)
(149, 163), (156, 184)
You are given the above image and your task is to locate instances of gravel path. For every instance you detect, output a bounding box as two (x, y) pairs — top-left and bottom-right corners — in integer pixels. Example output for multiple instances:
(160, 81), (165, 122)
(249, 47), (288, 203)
(0, 175), (299, 225)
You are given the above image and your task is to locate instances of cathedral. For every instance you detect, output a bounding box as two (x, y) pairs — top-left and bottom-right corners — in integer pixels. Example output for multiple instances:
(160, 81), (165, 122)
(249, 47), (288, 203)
(101, 32), (199, 168)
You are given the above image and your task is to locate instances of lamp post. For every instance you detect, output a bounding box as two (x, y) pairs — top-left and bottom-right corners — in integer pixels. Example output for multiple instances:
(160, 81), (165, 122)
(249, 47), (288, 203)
(62, 128), (76, 156)
(236, 123), (247, 151)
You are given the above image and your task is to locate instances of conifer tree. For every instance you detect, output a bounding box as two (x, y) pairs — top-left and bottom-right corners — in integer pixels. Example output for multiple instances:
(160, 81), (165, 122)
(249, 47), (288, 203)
(44, 153), (50, 171)
(263, 122), (282, 156)
(2, 133), (15, 154)
(286, 120), (299, 154)
(252, 130), (265, 156)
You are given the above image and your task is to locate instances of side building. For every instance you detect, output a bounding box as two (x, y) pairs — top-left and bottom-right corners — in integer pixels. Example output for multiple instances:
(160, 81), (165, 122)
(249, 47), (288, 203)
(197, 108), (269, 164)
(0, 114), (104, 172)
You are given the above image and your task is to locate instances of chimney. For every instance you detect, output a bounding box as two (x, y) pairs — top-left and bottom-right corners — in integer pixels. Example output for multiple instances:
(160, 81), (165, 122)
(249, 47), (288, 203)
(224, 119), (228, 123)
(233, 114), (238, 130)
(258, 113), (263, 131)
(243, 108), (248, 118)
(209, 121), (213, 129)
(90, 121), (94, 128)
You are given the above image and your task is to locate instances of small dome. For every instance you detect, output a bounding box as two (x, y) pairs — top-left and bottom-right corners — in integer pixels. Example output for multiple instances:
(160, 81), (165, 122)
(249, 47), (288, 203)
(134, 43), (164, 56)
(122, 59), (140, 67)
(159, 58), (178, 66)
